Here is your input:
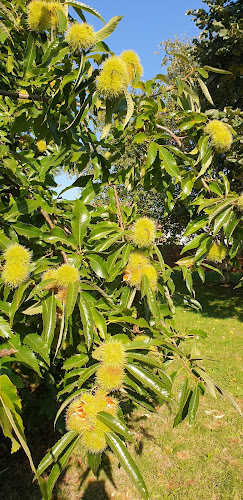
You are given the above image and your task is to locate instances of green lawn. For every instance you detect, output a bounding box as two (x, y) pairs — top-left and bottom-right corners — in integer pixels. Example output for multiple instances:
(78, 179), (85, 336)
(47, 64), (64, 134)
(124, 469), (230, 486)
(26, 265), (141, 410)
(1, 273), (242, 500)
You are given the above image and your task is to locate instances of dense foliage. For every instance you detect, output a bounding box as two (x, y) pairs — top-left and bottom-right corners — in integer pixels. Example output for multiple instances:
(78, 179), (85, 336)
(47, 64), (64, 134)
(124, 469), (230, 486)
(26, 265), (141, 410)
(0, 1), (242, 499)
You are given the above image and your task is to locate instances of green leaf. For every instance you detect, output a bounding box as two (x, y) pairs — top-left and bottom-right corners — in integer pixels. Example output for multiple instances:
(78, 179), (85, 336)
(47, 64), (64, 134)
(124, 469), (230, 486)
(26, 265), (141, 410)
(78, 364), (98, 387)
(0, 316), (11, 339)
(64, 1), (105, 23)
(158, 146), (180, 180)
(46, 434), (80, 499)
(184, 216), (208, 237)
(181, 233), (207, 255)
(97, 412), (136, 443)
(188, 385), (200, 425)
(56, 6), (67, 32)
(23, 334), (49, 365)
(125, 363), (171, 402)
(197, 78), (214, 106)
(126, 352), (161, 369)
(87, 254), (107, 279)
(44, 227), (77, 249)
(105, 433), (149, 500)
(145, 142), (157, 168)
(4, 199), (40, 221)
(170, 52), (190, 64)
(71, 200), (91, 249)
(42, 292), (56, 349)
(36, 430), (78, 476)
(23, 33), (36, 75)
(92, 308), (107, 339)
(203, 65), (232, 75)
(79, 292), (94, 349)
(95, 16), (123, 43)
(213, 206), (232, 236)
(63, 353), (89, 371)
(123, 90), (134, 129)
(87, 452), (101, 475)
(12, 345), (42, 376)
(9, 280), (32, 325)
(65, 281), (79, 319)
(0, 230), (11, 249)
(173, 378), (189, 427)
(14, 223), (42, 239)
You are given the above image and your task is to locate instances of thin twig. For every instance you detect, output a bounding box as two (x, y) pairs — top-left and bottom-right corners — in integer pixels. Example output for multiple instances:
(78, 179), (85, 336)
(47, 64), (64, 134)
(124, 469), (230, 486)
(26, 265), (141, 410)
(39, 208), (68, 264)
(156, 124), (183, 148)
(0, 89), (49, 102)
(201, 177), (211, 194)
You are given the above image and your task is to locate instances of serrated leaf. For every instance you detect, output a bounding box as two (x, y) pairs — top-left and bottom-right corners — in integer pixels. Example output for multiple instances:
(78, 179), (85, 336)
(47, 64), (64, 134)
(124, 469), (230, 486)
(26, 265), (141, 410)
(23, 334), (49, 365)
(0, 316), (11, 339)
(46, 434), (80, 499)
(36, 430), (78, 476)
(64, 1), (105, 22)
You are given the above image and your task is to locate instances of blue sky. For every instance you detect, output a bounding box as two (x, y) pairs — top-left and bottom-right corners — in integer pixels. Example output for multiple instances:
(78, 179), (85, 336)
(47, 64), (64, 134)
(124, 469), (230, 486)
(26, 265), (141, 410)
(56, 0), (205, 199)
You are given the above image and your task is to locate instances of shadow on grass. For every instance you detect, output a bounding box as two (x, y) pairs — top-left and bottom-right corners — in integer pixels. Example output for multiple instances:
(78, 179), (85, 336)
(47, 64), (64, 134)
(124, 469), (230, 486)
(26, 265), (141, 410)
(174, 272), (243, 322)
(82, 480), (110, 500)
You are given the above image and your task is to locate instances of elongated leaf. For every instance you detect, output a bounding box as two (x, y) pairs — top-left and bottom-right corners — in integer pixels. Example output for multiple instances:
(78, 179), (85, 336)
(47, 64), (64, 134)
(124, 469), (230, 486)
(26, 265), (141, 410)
(71, 200), (91, 249)
(197, 78), (214, 106)
(125, 363), (171, 402)
(126, 352), (161, 368)
(159, 146), (180, 180)
(64, 1), (105, 22)
(65, 281), (79, 319)
(63, 353), (89, 371)
(188, 385), (200, 425)
(95, 16), (123, 43)
(9, 280), (32, 325)
(87, 452), (101, 475)
(92, 308), (107, 339)
(23, 334), (49, 365)
(145, 142), (157, 168)
(87, 254), (107, 278)
(106, 433), (149, 500)
(97, 412), (135, 443)
(123, 90), (134, 129)
(46, 434), (80, 499)
(36, 430), (78, 476)
(44, 227), (77, 249)
(13, 223), (42, 239)
(79, 292), (94, 349)
(203, 65), (232, 75)
(42, 292), (56, 349)
(24, 33), (36, 74)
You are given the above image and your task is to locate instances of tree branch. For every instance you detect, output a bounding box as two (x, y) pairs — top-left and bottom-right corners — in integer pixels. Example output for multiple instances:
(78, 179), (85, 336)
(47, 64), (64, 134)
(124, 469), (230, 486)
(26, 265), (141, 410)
(0, 89), (49, 102)
(201, 177), (211, 193)
(156, 124), (183, 148)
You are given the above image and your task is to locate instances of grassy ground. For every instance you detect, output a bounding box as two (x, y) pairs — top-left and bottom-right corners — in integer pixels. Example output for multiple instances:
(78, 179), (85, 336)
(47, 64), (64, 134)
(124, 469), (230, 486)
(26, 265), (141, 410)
(0, 273), (242, 500)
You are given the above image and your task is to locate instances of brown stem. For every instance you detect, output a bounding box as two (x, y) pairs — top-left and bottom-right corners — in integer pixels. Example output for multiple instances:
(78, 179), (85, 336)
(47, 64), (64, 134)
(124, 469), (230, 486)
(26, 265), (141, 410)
(39, 208), (54, 230)
(112, 184), (125, 241)
(0, 89), (49, 102)
(180, 357), (201, 383)
(156, 124), (183, 149)
(39, 208), (69, 264)
(201, 177), (211, 194)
